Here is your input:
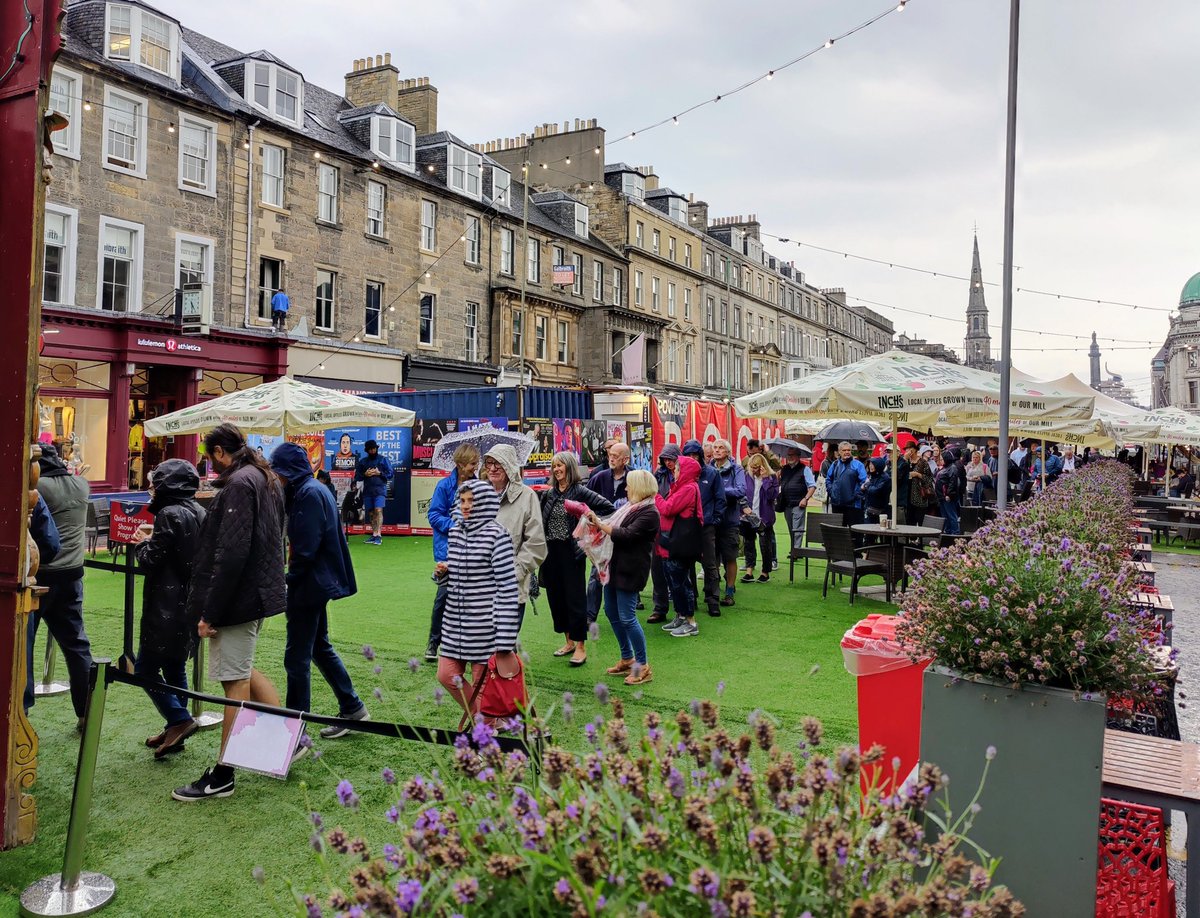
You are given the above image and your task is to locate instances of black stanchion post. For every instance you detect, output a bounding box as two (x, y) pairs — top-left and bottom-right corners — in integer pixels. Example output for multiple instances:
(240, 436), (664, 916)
(118, 550), (134, 674)
(33, 638), (69, 697)
(189, 641), (221, 730)
(19, 660), (117, 917)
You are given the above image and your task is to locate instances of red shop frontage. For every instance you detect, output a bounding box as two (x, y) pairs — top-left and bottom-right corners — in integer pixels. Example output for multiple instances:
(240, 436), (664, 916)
(38, 306), (289, 492)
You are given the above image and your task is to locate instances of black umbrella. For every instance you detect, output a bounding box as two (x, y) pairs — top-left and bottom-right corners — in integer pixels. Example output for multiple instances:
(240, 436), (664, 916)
(815, 421), (885, 444)
(764, 437), (812, 458)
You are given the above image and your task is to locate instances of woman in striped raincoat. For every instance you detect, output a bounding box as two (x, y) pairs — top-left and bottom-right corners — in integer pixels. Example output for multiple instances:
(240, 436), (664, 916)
(434, 477), (521, 715)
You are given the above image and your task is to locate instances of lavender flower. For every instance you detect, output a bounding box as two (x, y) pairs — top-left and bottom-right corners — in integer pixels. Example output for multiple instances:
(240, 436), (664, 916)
(361, 645), (375, 661)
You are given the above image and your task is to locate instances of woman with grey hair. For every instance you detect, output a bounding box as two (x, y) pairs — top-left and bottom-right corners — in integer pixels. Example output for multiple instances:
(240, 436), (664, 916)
(538, 451), (614, 666)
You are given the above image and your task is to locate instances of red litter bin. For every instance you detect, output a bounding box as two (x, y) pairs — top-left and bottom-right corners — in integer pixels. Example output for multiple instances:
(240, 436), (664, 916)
(841, 613), (931, 797)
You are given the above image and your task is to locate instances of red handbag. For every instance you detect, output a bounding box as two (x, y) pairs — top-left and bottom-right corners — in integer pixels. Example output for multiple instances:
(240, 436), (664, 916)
(460, 654), (529, 729)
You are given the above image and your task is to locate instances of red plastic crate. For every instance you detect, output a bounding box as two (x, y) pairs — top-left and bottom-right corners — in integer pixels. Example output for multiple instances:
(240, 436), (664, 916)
(1096, 798), (1176, 918)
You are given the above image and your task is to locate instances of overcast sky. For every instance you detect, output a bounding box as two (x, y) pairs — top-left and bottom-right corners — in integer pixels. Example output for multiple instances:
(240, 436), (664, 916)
(158, 0), (1200, 403)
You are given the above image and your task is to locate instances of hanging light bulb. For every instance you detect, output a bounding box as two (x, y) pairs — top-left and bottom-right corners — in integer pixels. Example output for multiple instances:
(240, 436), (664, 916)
(318, 363), (325, 370)
(427, 164), (435, 173)
(767, 71), (774, 80)
(825, 39), (834, 48)
(425, 272), (431, 279)
(564, 155), (571, 164)
(167, 122), (175, 133)
(389, 306), (395, 312)
(313, 151), (321, 159)
(594, 146), (600, 155)
(243, 140), (250, 150)
(83, 100), (92, 111)
(372, 161), (380, 170)
(897, 0), (906, 9)
(672, 115), (679, 125)
(459, 234), (467, 242)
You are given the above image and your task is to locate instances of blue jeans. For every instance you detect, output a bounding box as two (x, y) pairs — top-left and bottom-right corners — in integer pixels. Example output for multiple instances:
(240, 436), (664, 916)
(25, 579), (93, 718)
(939, 500), (961, 535)
(602, 583), (647, 665)
(284, 596), (363, 717)
(136, 650), (191, 727)
(664, 558), (695, 619)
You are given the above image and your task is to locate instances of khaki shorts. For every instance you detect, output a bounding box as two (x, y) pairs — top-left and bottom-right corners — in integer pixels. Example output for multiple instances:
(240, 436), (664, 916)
(208, 618), (262, 683)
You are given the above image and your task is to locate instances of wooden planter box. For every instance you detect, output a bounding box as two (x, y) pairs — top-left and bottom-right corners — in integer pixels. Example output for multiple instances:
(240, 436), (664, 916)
(920, 666), (1105, 917)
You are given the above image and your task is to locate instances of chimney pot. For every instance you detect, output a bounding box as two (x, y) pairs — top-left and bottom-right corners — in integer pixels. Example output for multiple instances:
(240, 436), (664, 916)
(374, 54), (382, 67)
(384, 52), (391, 65)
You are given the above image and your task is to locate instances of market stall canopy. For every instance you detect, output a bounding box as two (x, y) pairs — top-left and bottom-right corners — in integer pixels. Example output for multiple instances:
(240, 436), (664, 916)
(735, 351), (1096, 428)
(1138, 407), (1200, 448)
(143, 376), (415, 437)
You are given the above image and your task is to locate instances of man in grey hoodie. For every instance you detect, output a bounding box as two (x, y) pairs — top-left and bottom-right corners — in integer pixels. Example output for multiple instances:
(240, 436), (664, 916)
(25, 445), (92, 722)
(483, 444), (547, 626)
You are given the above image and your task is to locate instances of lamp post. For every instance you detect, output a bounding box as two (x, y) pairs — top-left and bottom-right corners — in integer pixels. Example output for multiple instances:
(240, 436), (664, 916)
(995, 0), (1021, 512)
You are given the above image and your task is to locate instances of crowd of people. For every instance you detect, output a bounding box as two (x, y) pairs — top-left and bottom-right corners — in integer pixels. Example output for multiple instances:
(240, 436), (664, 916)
(27, 417), (1137, 804)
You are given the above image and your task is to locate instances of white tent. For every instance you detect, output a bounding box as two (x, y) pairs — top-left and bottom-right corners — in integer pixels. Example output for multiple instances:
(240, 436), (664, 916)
(144, 376), (415, 437)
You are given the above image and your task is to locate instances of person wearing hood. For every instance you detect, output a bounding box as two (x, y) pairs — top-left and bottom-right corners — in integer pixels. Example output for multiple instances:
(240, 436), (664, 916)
(130, 460), (206, 758)
(354, 440), (393, 545)
(173, 423), (284, 803)
(862, 456), (892, 522)
(655, 454), (704, 638)
(681, 439), (726, 617)
(482, 444), (546, 627)
(741, 453), (780, 583)
(434, 478), (521, 715)
(424, 444), (480, 662)
(711, 439), (749, 607)
(645, 444), (681, 624)
(25, 444), (92, 723)
(270, 443), (367, 754)
(540, 452), (615, 666)
(934, 449), (962, 535)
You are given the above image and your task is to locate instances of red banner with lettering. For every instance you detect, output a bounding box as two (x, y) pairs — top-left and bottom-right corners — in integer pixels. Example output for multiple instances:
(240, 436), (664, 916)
(731, 411), (762, 461)
(650, 397), (693, 458)
(692, 401), (731, 448)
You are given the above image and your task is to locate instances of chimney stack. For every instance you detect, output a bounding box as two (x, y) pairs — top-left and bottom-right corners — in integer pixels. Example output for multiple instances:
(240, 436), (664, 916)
(344, 52), (399, 109)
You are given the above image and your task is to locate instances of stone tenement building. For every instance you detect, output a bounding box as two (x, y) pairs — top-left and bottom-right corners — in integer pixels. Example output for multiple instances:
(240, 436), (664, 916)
(45, 0), (889, 400)
(1152, 271), (1200, 412)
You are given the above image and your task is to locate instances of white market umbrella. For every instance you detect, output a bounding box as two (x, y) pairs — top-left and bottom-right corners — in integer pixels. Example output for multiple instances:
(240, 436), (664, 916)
(144, 376), (415, 437)
(737, 351), (1096, 525)
(1139, 407), (1200, 448)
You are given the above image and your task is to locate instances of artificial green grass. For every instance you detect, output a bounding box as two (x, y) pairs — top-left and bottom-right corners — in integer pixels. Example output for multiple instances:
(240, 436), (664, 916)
(0, 524), (867, 917)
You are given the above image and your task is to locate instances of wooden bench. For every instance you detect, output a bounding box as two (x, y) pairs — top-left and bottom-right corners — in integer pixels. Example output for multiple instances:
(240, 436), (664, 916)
(1129, 592), (1174, 643)
(1134, 561), (1156, 587)
(1103, 729), (1200, 918)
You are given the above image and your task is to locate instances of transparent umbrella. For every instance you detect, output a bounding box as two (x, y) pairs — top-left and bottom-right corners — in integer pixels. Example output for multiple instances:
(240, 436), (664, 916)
(431, 424), (536, 471)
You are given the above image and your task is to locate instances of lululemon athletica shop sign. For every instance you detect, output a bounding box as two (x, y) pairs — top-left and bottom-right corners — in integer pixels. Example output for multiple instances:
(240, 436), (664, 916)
(135, 337), (203, 354)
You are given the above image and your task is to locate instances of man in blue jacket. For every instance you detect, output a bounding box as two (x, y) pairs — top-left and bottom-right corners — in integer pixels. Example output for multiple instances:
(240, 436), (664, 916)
(682, 439), (726, 617)
(712, 439), (748, 607)
(827, 440), (868, 530)
(271, 444), (367, 754)
(424, 444), (479, 661)
(354, 440), (393, 545)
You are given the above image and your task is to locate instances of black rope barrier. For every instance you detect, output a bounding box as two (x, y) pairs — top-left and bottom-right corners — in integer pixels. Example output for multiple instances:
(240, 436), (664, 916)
(106, 667), (541, 757)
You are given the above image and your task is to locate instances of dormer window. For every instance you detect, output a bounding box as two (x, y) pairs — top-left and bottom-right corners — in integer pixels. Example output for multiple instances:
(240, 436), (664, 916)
(105, 4), (180, 79)
(246, 61), (304, 128)
(371, 116), (415, 170)
(668, 197), (687, 223)
(448, 145), (482, 199)
(574, 203), (589, 239)
(622, 173), (645, 201)
(492, 168), (511, 206)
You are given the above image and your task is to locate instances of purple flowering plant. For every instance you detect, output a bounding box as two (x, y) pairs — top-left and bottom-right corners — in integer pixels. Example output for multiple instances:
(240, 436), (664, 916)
(298, 697), (1022, 917)
(897, 462), (1167, 695)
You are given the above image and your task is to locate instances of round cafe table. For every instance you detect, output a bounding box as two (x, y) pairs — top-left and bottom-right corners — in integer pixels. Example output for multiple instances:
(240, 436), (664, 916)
(850, 523), (942, 599)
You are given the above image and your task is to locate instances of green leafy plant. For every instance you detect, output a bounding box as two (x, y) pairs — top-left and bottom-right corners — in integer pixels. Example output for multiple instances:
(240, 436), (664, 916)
(293, 695), (1022, 917)
(897, 462), (1168, 695)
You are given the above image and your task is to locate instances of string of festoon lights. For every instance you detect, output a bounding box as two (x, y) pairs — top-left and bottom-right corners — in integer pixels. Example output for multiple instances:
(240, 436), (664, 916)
(759, 231), (1175, 314)
(295, 0), (917, 372)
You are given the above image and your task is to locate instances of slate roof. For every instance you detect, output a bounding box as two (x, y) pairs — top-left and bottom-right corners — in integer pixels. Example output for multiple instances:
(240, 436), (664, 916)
(337, 103), (405, 123)
(646, 186), (686, 200)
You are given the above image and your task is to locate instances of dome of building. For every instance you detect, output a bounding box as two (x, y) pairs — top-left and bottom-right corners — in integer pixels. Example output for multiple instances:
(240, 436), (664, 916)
(1182, 271), (1200, 307)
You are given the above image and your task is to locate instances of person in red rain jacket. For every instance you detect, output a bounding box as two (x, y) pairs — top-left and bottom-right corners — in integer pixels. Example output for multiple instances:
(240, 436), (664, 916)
(654, 455), (703, 639)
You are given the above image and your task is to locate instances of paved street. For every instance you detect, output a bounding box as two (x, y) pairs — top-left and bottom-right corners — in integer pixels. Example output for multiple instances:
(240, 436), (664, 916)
(1152, 551), (1199, 915)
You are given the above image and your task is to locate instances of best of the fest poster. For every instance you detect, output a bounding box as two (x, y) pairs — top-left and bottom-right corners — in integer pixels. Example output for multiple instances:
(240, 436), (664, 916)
(323, 427), (412, 534)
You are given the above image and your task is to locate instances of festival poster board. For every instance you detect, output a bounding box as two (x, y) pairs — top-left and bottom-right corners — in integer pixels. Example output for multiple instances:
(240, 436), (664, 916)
(649, 396), (692, 458)
(553, 418), (582, 456)
(606, 421), (627, 445)
(693, 400), (731, 448)
(627, 422), (654, 472)
(459, 417), (509, 432)
(409, 471), (445, 536)
(412, 418), (457, 471)
(373, 426), (413, 534)
(522, 418), (554, 483)
(247, 433), (325, 472)
(581, 420), (608, 469)
(324, 428), (372, 521)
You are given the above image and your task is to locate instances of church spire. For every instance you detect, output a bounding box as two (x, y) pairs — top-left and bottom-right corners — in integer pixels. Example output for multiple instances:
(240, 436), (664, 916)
(1089, 332), (1101, 388)
(963, 232), (992, 369)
